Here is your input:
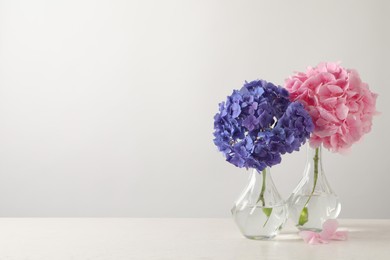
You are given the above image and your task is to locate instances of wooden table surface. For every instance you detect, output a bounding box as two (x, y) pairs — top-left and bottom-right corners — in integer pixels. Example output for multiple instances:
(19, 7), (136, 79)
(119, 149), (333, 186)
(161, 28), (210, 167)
(0, 218), (389, 259)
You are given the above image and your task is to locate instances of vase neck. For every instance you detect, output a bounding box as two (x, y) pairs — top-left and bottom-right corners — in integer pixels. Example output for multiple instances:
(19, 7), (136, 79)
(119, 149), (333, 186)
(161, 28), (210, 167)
(250, 168), (273, 188)
(249, 168), (282, 205)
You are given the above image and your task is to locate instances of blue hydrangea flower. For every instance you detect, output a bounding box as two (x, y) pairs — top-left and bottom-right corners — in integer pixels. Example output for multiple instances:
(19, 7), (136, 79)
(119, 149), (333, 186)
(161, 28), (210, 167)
(213, 80), (314, 171)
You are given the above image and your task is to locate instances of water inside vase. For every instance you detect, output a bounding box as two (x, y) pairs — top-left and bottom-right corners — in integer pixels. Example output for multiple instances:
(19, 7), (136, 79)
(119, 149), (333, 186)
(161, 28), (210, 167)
(288, 194), (341, 231)
(232, 203), (287, 239)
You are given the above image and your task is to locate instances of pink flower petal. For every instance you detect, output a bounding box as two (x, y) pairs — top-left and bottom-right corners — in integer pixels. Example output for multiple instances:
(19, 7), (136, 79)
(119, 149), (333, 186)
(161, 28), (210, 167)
(302, 74), (324, 91)
(299, 231), (329, 245)
(317, 107), (339, 123)
(336, 103), (349, 120)
(320, 219), (339, 240)
(299, 219), (349, 244)
(330, 134), (340, 150)
(325, 62), (340, 72)
(327, 84), (343, 94)
(299, 231), (317, 243)
(331, 231), (348, 241)
(316, 118), (328, 127)
(321, 97), (338, 106)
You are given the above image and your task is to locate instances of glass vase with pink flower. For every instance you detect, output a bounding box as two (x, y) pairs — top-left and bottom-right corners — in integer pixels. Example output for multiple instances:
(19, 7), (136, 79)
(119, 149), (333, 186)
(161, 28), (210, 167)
(285, 62), (378, 231)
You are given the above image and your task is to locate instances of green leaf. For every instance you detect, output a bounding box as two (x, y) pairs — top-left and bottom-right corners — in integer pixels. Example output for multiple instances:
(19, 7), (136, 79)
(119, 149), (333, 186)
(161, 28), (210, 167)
(262, 207), (273, 217)
(298, 207), (309, 226)
(262, 207), (273, 227)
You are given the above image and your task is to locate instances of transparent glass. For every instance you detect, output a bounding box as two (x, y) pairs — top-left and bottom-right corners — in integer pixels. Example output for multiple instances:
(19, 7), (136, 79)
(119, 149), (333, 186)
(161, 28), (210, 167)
(287, 145), (341, 231)
(231, 168), (288, 240)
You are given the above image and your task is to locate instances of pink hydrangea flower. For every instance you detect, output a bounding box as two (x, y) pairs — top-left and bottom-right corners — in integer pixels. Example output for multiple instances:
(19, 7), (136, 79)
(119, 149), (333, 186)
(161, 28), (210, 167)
(285, 62), (378, 152)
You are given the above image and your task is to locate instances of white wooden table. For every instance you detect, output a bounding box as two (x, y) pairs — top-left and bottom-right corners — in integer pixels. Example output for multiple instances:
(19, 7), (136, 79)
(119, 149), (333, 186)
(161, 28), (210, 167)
(0, 218), (389, 259)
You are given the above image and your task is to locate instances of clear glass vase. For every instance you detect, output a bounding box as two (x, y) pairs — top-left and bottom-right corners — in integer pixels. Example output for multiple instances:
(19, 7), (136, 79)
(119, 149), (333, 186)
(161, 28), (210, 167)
(231, 168), (288, 240)
(287, 145), (341, 231)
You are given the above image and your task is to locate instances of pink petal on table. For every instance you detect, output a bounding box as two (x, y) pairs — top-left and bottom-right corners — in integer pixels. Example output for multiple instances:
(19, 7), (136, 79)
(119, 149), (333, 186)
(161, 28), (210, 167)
(299, 231), (318, 243)
(331, 231), (348, 241)
(320, 219), (339, 240)
(299, 231), (329, 245)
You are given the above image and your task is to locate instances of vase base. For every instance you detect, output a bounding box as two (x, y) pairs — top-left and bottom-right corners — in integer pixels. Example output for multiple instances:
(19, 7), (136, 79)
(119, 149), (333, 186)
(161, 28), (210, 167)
(243, 234), (276, 240)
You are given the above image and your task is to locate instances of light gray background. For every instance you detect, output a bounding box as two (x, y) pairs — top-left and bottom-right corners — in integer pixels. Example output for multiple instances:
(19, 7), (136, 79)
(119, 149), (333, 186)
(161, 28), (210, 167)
(0, 0), (388, 217)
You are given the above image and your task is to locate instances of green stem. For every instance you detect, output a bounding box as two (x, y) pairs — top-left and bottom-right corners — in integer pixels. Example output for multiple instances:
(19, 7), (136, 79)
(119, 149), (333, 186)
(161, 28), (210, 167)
(257, 169), (267, 206)
(298, 147), (319, 226)
(256, 169), (272, 227)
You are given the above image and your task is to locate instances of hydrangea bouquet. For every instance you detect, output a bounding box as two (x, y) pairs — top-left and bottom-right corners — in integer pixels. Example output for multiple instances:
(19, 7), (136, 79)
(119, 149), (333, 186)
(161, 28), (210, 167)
(285, 62), (378, 228)
(213, 80), (314, 239)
